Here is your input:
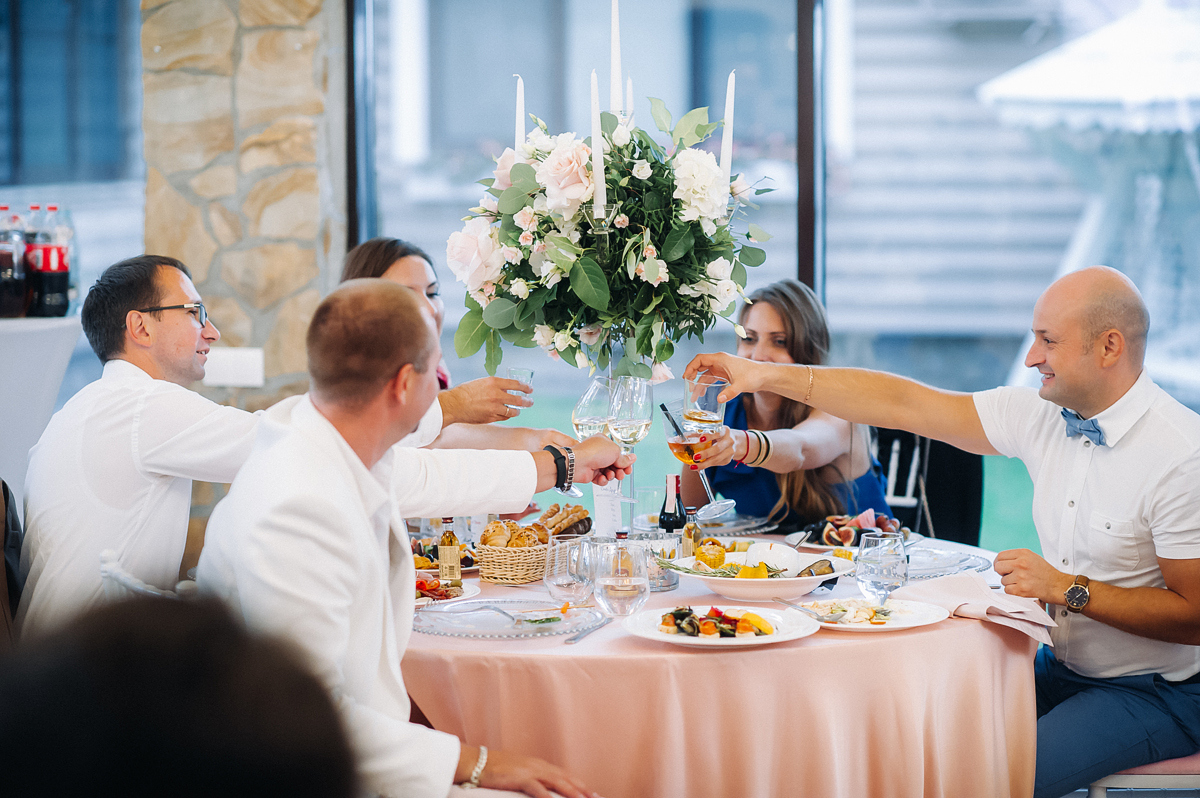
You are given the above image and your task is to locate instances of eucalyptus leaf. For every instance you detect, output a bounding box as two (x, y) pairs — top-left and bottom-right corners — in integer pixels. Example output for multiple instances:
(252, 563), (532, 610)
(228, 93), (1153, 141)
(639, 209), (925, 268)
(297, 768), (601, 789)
(569, 257), (610, 311)
(596, 347), (610, 372)
(477, 177), (495, 187)
(497, 186), (533, 214)
(731, 260), (747, 288)
(482, 297), (518, 329)
(663, 226), (695, 262)
(454, 309), (489, 357)
(487, 186), (503, 198)
(754, 187), (775, 195)
(500, 325), (536, 348)
(508, 162), (537, 187)
(672, 107), (709, 146)
(628, 361), (653, 379)
(649, 97), (672, 133)
(747, 223), (773, 242)
(600, 111), (618, 136)
(693, 121), (722, 142)
(655, 338), (675, 363)
(484, 330), (502, 375)
(464, 293), (482, 312)
(739, 245), (766, 268)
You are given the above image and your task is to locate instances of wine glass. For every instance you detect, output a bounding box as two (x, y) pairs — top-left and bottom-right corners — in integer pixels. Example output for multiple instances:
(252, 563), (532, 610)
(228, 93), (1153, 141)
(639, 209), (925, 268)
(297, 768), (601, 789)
(607, 376), (653, 499)
(660, 399), (736, 521)
(563, 377), (614, 499)
(543, 536), (594, 606)
(591, 539), (650, 617)
(856, 532), (908, 606)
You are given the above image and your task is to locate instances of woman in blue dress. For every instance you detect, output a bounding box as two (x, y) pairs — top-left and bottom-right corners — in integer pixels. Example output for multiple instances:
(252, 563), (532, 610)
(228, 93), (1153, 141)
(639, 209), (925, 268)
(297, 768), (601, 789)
(680, 280), (892, 532)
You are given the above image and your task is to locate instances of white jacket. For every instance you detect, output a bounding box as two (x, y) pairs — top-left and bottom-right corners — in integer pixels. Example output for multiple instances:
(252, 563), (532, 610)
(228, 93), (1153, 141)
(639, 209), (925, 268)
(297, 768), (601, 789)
(198, 396), (536, 797)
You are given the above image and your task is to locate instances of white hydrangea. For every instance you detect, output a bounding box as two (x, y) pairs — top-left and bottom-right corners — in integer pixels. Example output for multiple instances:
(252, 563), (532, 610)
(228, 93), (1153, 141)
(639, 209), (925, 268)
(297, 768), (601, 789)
(672, 148), (727, 228)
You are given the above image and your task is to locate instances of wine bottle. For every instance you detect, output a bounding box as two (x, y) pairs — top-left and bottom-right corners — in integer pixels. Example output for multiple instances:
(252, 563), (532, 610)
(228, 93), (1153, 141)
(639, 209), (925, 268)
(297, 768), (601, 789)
(659, 474), (685, 534)
(437, 516), (461, 581)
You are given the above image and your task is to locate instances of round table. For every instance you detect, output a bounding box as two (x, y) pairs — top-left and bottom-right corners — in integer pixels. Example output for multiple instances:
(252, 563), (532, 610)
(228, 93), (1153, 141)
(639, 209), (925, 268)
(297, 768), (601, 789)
(402, 539), (1037, 798)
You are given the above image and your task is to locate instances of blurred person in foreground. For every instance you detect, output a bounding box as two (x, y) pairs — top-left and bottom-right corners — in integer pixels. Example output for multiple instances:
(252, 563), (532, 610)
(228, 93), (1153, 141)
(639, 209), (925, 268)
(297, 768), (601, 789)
(685, 266), (1200, 797)
(679, 279), (891, 532)
(199, 280), (629, 798)
(0, 596), (357, 798)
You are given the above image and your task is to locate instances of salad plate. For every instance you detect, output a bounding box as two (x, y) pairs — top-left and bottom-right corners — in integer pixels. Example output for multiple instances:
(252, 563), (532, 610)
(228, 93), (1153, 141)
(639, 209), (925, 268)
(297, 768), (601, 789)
(664, 548), (855, 602)
(623, 605), (819, 648)
(796, 598), (950, 632)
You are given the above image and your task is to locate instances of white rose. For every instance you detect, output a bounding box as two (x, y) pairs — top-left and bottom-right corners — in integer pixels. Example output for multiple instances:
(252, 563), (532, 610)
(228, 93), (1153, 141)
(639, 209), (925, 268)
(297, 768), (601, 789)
(672, 148), (727, 225)
(533, 325), (555, 348)
(611, 124), (631, 147)
(525, 127), (553, 155)
(708, 279), (739, 312)
(706, 256), (733, 281)
(678, 282), (704, 297)
(510, 278), (530, 299)
(514, 206), (538, 231)
(632, 160), (652, 180)
(554, 330), (576, 351)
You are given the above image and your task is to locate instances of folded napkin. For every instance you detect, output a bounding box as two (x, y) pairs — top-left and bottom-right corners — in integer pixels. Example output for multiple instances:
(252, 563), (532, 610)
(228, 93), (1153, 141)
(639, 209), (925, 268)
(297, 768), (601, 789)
(892, 572), (1057, 644)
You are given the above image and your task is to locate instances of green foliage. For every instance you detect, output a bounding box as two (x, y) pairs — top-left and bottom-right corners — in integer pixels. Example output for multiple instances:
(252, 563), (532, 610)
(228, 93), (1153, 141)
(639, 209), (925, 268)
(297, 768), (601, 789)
(455, 309), (489, 357)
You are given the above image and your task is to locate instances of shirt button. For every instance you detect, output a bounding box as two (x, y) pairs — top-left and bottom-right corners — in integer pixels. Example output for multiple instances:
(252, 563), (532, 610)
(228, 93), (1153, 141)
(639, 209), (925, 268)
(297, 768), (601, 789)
(1068, 501), (1075, 507)
(1062, 558), (1069, 565)
(1106, 522), (1111, 529)
(1061, 610), (1068, 618)
(1084, 441), (1091, 447)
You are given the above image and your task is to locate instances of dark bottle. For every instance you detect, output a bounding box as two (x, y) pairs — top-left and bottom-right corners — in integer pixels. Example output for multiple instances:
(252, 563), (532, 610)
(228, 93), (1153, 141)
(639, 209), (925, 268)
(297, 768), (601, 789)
(659, 474), (685, 534)
(0, 205), (26, 318)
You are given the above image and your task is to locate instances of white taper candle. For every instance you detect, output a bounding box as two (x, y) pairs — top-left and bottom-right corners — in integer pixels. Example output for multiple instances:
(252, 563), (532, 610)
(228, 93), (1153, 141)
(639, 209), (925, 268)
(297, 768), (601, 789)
(719, 70), (736, 190)
(610, 0), (622, 113)
(591, 70), (606, 218)
(626, 77), (633, 121)
(515, 74), (525, 152)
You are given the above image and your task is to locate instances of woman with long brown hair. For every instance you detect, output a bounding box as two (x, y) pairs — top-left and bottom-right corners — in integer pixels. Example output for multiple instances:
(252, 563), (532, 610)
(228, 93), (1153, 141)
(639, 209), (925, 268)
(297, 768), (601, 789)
(680, 279), (891, 530)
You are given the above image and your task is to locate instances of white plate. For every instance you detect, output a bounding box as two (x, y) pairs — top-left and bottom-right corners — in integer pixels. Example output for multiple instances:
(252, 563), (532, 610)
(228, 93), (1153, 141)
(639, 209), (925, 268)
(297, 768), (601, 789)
(413, 598), (604, 638)
(906, 547), (992, 579)
(667, 552), (855, 602)
(798, 598), (950, 632)
(623, 605), (820, 648)
(414, 582), (481, 608)
(636, 513), (778, 536)
(783, 530), (924, 552)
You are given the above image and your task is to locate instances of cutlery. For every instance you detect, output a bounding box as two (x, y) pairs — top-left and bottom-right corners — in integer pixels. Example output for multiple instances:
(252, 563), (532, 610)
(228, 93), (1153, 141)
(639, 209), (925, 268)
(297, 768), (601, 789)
(773, 596), (847, 623)
(565, 616), (611, 644)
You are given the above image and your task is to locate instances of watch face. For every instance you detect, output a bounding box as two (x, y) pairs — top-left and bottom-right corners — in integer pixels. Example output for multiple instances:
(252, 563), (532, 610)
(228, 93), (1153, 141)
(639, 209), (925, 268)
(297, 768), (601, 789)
(1065, 585), (1089, 608)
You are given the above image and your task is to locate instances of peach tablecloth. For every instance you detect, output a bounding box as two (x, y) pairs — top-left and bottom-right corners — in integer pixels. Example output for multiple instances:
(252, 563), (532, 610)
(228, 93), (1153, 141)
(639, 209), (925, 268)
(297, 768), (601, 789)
(402, 543), (1038, 798)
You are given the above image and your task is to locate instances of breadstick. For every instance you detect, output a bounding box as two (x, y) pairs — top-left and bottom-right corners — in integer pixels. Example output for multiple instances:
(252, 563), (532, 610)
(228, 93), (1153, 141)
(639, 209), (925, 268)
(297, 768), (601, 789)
(552, 506), (588, 534)
(538, 504), (560, 525)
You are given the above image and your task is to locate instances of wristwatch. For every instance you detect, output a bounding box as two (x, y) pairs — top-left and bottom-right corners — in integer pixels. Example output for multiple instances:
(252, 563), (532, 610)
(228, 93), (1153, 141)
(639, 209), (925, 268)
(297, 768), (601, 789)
(1064, 574), (1091, 613)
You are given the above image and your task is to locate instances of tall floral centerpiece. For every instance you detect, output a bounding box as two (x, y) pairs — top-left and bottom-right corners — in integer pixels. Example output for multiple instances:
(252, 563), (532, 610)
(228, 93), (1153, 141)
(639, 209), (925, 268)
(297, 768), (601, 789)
(446, 80), (770, 379)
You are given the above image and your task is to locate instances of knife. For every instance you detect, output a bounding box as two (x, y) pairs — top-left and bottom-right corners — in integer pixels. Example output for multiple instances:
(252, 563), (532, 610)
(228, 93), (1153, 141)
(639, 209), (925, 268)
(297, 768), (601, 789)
(565, 616), (611, 644)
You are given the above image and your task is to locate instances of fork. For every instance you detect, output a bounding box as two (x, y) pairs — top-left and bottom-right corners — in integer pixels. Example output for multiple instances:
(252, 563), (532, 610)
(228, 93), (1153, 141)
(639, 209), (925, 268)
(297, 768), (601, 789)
(773, 596), (847, 623)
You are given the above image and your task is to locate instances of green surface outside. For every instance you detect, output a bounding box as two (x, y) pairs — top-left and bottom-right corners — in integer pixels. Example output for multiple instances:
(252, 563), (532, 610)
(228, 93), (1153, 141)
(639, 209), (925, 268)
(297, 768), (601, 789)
(503, 393), (1041, 554)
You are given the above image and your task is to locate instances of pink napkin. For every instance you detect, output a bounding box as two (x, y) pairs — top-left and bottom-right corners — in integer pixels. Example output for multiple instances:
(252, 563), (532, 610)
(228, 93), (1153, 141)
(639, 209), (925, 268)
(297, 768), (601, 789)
(892, 572), (1057, 644)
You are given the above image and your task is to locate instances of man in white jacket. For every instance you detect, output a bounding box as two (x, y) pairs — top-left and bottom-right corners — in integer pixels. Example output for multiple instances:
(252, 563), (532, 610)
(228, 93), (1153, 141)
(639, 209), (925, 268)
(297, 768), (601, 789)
(199, 279), (629, 798)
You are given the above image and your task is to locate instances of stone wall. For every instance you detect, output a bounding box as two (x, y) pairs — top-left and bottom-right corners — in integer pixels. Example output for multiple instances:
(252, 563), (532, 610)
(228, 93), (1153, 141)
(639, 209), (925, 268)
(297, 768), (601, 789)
(140, 0), (347, 574)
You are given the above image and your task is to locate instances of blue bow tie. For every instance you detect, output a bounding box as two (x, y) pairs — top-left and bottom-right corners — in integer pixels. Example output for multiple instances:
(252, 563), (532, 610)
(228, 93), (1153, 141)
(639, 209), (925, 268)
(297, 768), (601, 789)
(1061, 409), (1105, 446)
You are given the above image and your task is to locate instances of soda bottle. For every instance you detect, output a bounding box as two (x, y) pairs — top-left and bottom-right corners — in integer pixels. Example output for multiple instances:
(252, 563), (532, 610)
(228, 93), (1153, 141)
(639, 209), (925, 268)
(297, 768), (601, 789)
(26, 203), (70, 317)
(0, 205), (26, 317)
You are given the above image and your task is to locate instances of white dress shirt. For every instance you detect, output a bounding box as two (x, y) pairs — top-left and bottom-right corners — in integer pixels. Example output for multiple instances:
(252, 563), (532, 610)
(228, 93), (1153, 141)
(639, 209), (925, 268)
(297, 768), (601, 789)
(18, 359), (445, 639)
(975, 370), (1200, 680)
(197, 396), (537, 798)
(18, 360), (260, 636)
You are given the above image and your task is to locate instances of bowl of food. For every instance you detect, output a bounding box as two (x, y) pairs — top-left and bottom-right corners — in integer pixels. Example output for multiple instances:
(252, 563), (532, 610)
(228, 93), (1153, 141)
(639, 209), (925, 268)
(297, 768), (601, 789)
(660, 544), (854, 602)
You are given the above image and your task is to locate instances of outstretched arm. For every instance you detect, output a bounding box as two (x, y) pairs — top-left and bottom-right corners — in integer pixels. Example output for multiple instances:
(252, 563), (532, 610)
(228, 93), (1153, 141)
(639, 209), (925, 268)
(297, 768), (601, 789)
(683, 353), (1000, 456)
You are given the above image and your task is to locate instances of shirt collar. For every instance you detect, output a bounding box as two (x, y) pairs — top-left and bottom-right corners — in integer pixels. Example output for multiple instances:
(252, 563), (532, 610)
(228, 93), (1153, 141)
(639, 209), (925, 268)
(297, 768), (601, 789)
(291, 396), (391, 519)
(1088, 369), (1155, 448)
(102, 358), (155, 383)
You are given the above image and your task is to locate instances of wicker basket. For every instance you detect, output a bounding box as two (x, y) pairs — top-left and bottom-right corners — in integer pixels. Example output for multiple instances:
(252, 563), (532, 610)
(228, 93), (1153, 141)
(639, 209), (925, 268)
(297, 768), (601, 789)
(476, 543), (547, 584)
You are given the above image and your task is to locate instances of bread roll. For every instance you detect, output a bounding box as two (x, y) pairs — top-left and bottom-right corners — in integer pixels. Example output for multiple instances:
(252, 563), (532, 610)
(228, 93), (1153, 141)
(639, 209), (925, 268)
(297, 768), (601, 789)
(529, 522), (550, 544)
(508, 527), (541, 548)
(480, 521), (511, 547)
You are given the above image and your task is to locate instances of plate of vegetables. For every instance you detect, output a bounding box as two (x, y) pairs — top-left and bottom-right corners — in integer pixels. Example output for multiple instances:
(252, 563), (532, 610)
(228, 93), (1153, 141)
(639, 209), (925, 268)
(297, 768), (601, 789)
(623, 605), (819, 648)
(414, 577), (480, 607)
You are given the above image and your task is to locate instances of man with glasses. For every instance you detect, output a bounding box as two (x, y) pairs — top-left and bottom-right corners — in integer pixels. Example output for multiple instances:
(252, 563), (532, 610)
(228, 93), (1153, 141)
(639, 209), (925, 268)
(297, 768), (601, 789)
(17, 255), (258, 637)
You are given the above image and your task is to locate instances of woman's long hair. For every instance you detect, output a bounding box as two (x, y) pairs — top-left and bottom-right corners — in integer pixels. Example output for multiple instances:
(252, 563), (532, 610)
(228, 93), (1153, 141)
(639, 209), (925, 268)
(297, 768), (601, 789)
(738, 280), (849, 524)
(340, 237), (432, 283)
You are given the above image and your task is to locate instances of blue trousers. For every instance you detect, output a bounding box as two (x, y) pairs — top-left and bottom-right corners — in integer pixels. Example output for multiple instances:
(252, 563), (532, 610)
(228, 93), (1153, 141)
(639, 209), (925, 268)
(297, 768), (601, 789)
(1033, 647), (1200, 798)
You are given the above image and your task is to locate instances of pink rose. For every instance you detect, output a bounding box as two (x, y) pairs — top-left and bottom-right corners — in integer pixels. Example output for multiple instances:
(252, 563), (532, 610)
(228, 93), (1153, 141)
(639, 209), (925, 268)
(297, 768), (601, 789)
(519, 231), (534, 246)
(578, 323), (603, 346)
(493, 147), (524, 191)
(535, 134), (593, 216)
(532, 240), (548, 254)
(614, 214), (629, 229)
(501, 245), (522, 264)
(446, 216), (504, 292)
(514, 207), (538, 231)
(643, 244), (657, 258)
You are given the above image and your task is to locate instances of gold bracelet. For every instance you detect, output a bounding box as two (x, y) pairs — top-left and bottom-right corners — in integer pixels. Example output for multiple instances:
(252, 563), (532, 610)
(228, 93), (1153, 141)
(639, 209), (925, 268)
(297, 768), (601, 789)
(804, 364), (814, 405)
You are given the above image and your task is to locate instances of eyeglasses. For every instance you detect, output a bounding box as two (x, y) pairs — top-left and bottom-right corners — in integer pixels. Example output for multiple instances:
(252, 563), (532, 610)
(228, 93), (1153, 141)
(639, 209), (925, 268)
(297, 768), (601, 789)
(136, 302), (208, 327)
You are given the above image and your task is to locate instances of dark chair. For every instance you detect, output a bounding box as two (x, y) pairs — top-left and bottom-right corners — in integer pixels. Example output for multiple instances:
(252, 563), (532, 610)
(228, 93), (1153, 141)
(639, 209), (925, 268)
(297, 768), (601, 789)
(872, 429), (983, 546)
(1, 480), (24, 650)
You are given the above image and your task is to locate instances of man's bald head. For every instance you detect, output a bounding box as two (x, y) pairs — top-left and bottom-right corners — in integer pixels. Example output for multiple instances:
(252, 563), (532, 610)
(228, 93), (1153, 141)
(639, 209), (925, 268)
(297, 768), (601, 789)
(306, 279), (437, 408)
(1049, 266), (1149, 365)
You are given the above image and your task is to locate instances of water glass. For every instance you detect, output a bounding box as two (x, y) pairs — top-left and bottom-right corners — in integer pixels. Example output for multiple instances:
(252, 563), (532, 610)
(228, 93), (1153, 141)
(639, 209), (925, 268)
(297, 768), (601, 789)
(591, 540), (651, 616)
(506, 367), (535, 388)
(635, 487), (662, 529)
(630, 532), (680, 592)
(683, 373), (729, 434)
(856, 532), (908, 606)
(543, 537), (594, 606)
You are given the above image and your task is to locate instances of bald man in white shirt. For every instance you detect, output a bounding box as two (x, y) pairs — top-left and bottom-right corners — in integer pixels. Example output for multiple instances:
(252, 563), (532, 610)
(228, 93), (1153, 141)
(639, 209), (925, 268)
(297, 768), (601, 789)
(685, 266), (1200, 797)
(199, 280), (630, 798)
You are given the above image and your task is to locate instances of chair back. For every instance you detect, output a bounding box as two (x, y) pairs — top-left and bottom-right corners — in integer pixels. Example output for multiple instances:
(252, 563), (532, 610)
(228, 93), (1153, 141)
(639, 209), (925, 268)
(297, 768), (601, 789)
(99, 551), (178, 601)
(872, 429), (983, 545)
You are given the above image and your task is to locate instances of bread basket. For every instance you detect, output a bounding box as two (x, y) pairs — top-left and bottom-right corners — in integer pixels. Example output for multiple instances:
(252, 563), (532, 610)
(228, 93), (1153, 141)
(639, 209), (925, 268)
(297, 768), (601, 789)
(476, 543), (547, 585)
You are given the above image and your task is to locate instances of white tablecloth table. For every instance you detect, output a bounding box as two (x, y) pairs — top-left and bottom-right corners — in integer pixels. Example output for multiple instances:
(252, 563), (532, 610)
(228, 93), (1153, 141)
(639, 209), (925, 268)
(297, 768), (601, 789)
(402, 538), (1037, 798)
